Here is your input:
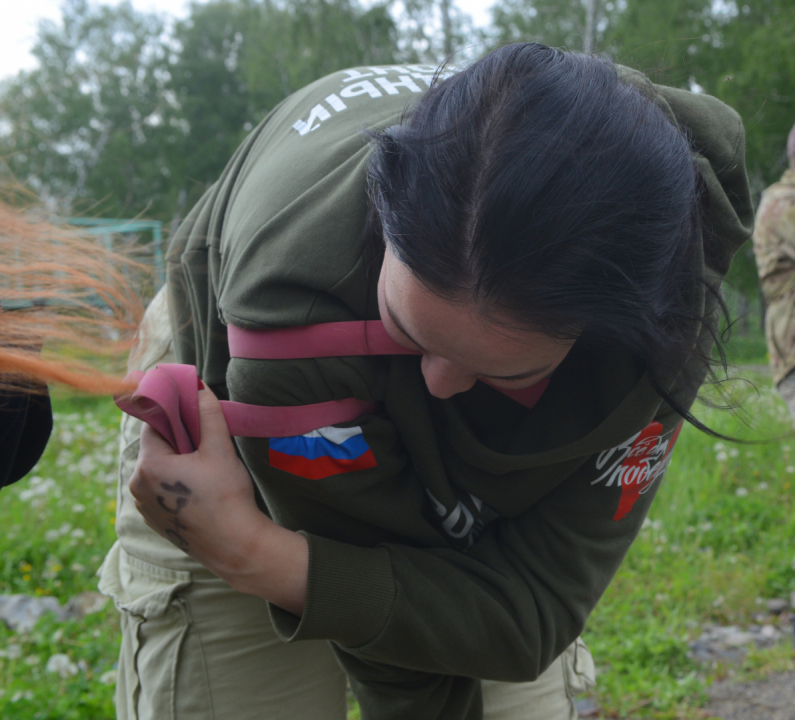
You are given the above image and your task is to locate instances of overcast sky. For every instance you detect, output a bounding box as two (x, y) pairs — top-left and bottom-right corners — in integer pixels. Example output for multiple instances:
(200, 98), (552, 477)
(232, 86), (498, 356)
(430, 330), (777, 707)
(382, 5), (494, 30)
(2, 0), (495, 81)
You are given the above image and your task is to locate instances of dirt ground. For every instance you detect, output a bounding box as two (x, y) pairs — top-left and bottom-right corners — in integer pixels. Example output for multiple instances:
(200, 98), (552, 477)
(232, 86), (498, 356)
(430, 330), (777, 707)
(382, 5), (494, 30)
(580, 671), (795, 720)
(701, 671), (795, 720)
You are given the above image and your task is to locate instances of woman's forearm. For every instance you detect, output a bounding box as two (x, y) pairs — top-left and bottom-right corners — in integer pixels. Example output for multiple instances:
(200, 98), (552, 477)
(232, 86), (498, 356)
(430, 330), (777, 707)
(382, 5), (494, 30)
(217, 512), (309, 617)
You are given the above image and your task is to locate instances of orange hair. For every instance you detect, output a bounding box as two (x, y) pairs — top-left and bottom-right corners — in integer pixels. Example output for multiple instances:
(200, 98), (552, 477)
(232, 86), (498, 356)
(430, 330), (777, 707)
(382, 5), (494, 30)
(1, 202), (147, 394)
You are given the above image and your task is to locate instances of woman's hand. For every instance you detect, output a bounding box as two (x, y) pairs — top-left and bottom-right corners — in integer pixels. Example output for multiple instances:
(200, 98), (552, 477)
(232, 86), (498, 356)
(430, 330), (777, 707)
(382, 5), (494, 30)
(129, 385), (309, 616)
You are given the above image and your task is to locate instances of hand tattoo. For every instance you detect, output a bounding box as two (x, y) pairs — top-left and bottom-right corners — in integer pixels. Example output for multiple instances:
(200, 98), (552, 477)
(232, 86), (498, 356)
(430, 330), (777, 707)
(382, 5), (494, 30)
(157, 481), (192, 548)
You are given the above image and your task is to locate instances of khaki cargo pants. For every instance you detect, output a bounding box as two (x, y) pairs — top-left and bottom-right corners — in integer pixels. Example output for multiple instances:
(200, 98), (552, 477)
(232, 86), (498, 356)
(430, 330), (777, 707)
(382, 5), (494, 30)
(99, 288), (596, 720)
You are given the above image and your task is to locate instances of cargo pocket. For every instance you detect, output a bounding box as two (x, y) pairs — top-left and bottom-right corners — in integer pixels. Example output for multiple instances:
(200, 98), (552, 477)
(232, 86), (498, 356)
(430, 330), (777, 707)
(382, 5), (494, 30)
(99, 542), (210, 720)
(561, 636), (596, 698)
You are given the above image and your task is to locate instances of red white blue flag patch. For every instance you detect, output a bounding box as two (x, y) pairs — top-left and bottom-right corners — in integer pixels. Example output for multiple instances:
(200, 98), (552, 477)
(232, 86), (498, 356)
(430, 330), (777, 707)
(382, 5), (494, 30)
(268, 426), (377, 480)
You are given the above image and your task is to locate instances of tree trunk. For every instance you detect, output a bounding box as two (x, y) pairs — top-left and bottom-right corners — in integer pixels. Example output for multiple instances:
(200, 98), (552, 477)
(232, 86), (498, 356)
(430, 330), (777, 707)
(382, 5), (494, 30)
(584, 0), (597, 53)
(440, 0), (453, 58)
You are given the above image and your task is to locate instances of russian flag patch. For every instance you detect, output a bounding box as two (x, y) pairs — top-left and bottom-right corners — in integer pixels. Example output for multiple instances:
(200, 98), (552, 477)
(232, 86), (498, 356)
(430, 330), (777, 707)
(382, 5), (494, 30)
(268, 426), (377, 480)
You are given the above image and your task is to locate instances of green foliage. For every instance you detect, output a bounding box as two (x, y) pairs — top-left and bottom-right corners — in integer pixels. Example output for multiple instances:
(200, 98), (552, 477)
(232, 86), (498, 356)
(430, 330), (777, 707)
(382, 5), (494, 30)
(242, 0), (398, 116)
(0, 0), (400, 223)
(0, 0), (174, 218)
(605, 0), (795, 196)
(488, 0), (617, 51)
(0, 609), (119, 718)
(762, 563), (795, 598)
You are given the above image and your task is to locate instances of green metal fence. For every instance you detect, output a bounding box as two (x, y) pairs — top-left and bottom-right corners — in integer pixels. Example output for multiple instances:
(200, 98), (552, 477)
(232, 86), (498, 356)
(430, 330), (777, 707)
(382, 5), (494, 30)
(64, 217), (165, 290)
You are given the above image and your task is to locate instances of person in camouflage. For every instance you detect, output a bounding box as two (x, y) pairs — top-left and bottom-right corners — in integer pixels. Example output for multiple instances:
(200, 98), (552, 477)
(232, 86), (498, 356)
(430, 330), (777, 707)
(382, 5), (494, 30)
(753, 123), (795, 423)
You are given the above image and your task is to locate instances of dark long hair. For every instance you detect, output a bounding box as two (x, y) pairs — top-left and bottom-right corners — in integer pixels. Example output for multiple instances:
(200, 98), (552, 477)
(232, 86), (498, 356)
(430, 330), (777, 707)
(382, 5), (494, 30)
(366, 43), (728, 434)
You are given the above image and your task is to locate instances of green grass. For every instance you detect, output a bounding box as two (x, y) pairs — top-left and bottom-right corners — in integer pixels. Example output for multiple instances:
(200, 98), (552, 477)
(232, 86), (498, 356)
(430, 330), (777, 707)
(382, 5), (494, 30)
(1, 366), (793, 719)
(0, 393), (121, 718)
(581, 371), (795, 718)
(724, 334), (769, 365)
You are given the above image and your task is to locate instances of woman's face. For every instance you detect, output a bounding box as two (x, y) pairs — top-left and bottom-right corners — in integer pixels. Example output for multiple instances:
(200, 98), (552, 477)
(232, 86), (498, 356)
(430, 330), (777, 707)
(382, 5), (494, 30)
(378, 246), (575, 399)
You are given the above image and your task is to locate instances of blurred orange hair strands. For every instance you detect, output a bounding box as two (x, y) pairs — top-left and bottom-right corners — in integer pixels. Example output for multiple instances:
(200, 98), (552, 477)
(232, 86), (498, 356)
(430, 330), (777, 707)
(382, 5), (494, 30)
(1, 201), (148, 394)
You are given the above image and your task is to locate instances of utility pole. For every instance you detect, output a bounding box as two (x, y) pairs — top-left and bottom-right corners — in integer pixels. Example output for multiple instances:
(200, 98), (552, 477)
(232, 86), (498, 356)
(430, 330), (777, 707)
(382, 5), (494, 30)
(440, 0), (453, 58)
(584, 0), (598, 53)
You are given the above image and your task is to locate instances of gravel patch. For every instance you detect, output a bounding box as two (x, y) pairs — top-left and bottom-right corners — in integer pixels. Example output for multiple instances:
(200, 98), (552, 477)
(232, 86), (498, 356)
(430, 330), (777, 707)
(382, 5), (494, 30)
(703, 672), (795, 720)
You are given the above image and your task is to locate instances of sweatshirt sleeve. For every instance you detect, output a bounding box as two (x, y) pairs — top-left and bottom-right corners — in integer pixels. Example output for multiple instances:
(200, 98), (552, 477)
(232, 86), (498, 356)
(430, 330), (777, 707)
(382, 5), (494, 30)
(268, 408), (683, 683)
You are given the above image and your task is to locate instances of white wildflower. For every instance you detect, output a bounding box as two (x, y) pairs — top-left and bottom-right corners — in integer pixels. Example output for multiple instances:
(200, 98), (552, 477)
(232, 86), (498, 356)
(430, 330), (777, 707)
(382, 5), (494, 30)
(76, 456), (96, 476)
(100, 669), (117, 685)
(71, 504), (86, 513)
(19, 477), (56, 502)
(5, 644), (22, 660)
(786, 466), (794, 474)
(700, 521), (713, 532)
(716, 451), (728, 462)
(96, 453), (115, 467)
(735, 487), (748, 497)
(70, 528), (85, 539)
(757, 482), (769, 491)
(713, 442), (725, 452)
(46, 653), (78, 679)
(729, 448), (739, 458)
(44, 530), (60, 542)
(24, 655), (40, 666)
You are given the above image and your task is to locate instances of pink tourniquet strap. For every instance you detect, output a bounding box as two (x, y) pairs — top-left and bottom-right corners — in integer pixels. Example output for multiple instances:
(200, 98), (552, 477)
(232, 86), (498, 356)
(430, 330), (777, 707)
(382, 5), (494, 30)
(221, 397), (376, 438)
(115, 363), (377, 454)
(229, 320), (549, 410)
(115, 364), (201, 454)
(116, 320), (551, 454)
(228, 320), (420, 359)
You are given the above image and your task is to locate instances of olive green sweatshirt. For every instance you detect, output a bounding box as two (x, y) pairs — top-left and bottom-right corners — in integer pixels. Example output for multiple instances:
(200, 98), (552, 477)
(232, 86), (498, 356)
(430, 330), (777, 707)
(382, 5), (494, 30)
(166, 64), (753, 720)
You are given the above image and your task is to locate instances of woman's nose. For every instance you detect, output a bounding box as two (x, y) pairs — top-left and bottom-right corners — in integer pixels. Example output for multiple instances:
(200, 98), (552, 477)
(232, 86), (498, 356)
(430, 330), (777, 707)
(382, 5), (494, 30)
(420, 355), (477, 399)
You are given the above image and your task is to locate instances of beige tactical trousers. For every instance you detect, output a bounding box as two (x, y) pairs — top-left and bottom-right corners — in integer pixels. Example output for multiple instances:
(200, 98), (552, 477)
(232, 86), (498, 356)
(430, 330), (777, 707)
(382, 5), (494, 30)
(98, 288), (595, 720)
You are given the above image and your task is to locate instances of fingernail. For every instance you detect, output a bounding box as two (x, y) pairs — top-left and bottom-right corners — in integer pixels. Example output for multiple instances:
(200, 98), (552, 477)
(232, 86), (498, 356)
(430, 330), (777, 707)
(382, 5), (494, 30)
(197, 377), (205, 390)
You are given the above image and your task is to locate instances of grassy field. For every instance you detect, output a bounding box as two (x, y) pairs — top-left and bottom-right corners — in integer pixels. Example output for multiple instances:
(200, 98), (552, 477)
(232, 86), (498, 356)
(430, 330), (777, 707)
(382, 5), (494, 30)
(0, 392), (121, 718)
(1, 366), (793, 719)
(582, 371), (795, 718)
